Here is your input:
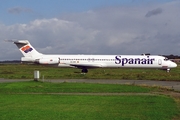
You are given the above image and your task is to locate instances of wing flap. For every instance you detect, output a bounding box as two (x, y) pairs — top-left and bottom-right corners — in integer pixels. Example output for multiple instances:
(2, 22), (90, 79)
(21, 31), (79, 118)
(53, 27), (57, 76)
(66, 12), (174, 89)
(69, 63), (103, 68)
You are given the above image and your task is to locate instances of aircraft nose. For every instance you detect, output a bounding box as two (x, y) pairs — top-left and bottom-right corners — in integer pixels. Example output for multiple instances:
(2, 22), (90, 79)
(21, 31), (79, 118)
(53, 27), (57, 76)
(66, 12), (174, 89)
(170, 62), (177, 68)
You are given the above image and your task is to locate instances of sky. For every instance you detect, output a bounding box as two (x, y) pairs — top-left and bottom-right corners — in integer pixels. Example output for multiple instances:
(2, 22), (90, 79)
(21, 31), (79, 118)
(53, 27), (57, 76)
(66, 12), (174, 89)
(0, 0), (180, 60)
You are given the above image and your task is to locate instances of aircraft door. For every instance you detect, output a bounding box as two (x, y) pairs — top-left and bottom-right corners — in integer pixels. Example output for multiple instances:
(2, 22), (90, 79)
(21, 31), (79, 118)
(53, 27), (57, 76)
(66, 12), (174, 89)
(58, 58), (60, 64)
(87, 58), (94, 62)
(87, 58), (90, 62)
(158, 59), (162, 65)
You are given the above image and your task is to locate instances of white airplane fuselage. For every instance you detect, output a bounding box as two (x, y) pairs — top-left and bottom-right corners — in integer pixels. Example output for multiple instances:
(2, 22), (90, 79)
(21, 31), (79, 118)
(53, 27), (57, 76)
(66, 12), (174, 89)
(22, 54), (176, 69)
(9, 40), (177, 73)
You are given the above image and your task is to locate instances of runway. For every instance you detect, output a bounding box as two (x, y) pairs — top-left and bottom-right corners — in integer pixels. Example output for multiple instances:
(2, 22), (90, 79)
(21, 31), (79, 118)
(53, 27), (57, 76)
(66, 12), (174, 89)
(49, 79), (180, 92)
(1, 78), (180, 92)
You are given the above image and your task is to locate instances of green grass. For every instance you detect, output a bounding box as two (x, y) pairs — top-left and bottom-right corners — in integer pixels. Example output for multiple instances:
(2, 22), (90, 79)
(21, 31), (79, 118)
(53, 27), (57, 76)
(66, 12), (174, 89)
(0, 63), (180, 80)
(0, 81), (156, 93)
(0, 95), (178, 120)
(0, 81), (179, 120)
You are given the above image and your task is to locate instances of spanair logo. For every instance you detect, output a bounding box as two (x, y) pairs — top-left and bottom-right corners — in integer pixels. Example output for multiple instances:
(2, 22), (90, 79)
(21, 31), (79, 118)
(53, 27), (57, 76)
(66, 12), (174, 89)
(21, 45), (33, 53)
(115, 55), (155, 66)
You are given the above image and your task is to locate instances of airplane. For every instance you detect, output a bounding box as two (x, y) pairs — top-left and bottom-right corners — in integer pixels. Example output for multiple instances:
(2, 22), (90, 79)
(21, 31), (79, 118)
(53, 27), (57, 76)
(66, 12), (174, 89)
(7, 40), (177, 73)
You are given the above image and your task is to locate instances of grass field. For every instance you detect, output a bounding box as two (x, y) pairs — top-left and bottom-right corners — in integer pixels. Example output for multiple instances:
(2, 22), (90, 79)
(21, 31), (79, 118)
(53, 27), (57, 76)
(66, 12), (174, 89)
(0, 63), (179, 80)
(0, 81), (179, 120)
(0, 64), (180, 119)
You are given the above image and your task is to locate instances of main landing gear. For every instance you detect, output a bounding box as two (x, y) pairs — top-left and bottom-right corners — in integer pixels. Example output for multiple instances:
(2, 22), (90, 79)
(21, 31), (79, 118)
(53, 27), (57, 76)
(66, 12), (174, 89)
(81, 68), (88, 73)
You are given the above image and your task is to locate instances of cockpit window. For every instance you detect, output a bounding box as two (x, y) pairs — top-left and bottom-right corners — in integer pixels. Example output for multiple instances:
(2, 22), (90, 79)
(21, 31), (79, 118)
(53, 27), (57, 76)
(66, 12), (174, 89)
(164, 57), (168, 61)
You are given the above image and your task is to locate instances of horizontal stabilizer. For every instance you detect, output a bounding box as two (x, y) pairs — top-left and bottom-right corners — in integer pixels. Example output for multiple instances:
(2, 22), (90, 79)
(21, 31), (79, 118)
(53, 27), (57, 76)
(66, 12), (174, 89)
(5, 40), (29, 44)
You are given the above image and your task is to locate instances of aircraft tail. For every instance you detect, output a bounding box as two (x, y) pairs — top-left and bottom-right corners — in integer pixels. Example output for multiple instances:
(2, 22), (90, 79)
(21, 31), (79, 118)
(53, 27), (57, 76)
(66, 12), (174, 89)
(7, 40), (43, 59)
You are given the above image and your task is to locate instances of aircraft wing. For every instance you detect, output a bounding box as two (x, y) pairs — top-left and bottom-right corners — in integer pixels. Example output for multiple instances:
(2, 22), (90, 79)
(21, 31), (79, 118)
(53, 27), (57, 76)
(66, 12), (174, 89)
(69, 63), (104, 68)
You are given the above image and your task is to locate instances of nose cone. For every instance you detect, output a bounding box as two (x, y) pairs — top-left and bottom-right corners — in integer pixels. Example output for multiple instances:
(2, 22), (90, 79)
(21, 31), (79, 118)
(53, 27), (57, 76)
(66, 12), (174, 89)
(170, 62), (177, 68)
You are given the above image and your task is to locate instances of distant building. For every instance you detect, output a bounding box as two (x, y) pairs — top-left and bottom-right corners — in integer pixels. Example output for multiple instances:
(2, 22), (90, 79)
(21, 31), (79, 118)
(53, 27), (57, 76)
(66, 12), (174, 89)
(171, 59), (180, 63)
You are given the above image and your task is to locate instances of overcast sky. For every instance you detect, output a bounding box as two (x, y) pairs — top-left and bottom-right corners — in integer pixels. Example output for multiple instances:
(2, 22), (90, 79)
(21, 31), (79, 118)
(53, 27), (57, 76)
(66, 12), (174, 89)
(0, 0), (180, 60)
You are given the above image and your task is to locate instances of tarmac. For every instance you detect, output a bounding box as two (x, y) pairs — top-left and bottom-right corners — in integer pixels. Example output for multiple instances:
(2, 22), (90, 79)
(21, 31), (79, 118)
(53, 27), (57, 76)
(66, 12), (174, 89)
(0, 78), (180, 92)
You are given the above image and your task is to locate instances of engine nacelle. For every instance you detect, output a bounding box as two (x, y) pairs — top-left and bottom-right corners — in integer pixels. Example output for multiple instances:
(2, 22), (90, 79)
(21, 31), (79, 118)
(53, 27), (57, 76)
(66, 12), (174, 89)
(36, 58), (60, 64)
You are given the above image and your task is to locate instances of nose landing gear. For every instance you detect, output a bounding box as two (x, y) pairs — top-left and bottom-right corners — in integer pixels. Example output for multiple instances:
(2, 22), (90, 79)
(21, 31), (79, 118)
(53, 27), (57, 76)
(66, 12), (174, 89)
(81, 68), (88, 73)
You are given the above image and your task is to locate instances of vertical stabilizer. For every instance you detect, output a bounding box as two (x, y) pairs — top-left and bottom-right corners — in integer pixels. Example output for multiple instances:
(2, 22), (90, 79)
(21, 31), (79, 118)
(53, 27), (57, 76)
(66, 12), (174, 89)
(12, 40), (43, 58)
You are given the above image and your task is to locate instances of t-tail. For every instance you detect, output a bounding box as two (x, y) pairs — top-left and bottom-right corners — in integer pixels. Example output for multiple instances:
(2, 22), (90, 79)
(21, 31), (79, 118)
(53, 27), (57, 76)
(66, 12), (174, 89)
(6, 40), (43, 62)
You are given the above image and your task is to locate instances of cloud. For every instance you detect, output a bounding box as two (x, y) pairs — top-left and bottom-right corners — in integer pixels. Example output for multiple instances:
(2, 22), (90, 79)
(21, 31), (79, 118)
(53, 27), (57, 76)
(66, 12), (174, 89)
(0, 1), (180, 60)
(145, 8), (163, 17)
(8, 7), (33, 14)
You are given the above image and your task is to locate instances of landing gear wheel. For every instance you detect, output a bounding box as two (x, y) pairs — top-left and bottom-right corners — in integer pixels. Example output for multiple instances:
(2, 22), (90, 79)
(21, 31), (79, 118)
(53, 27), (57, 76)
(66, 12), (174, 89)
(167, 68), (170, 72)
(82, 69), (88, 73)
